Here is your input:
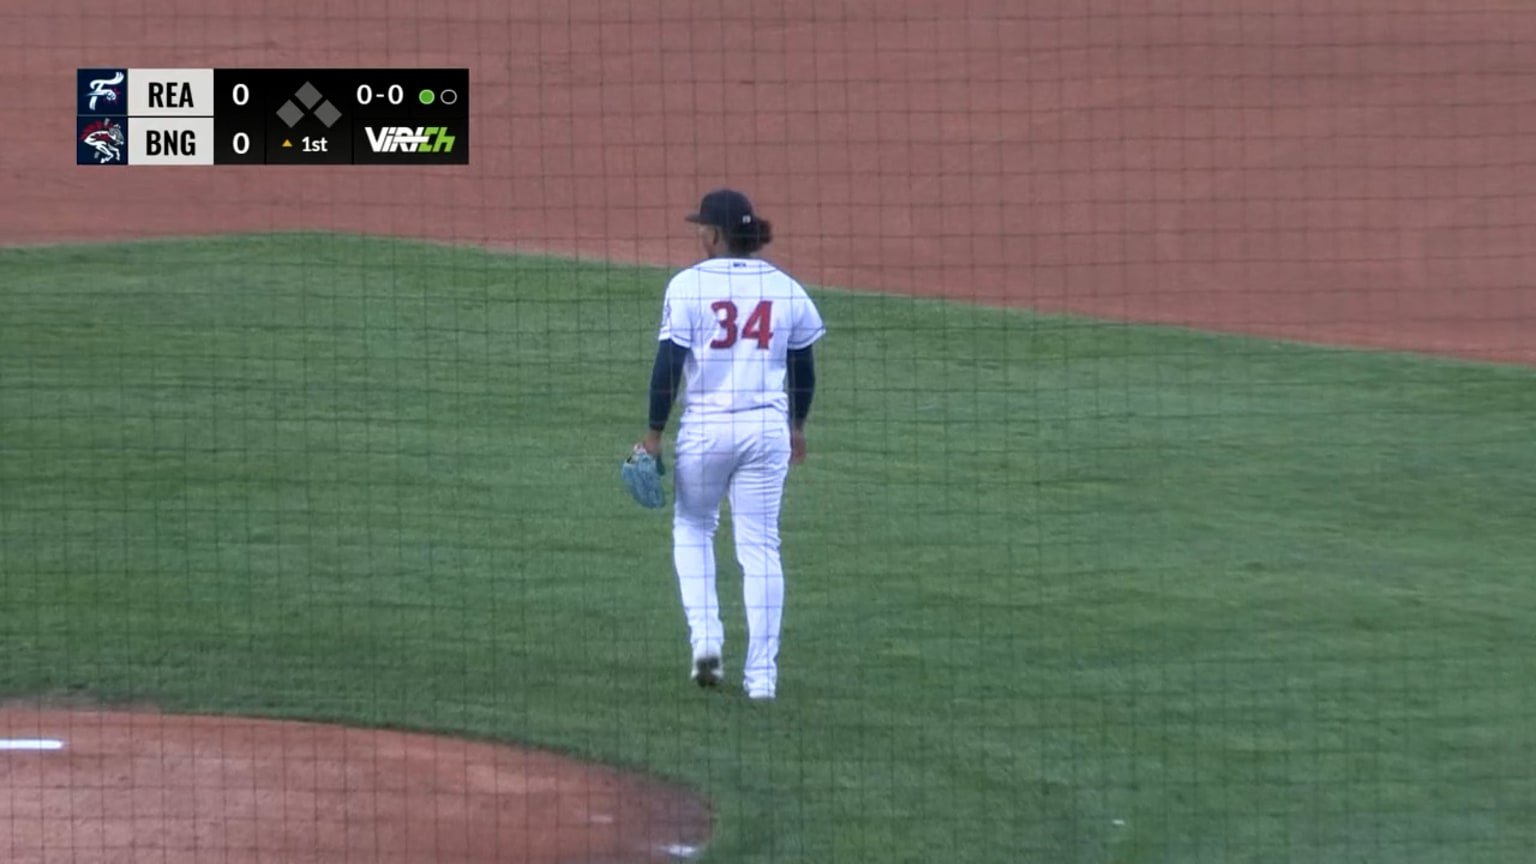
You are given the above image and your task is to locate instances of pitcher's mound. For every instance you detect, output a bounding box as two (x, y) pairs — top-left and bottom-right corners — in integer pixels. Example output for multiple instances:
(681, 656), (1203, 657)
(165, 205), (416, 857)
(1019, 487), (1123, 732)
(1, 708), (711, 863)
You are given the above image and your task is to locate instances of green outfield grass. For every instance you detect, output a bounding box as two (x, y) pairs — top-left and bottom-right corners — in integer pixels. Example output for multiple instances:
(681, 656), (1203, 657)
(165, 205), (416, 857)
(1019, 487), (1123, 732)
(1, 234), (1534, 863)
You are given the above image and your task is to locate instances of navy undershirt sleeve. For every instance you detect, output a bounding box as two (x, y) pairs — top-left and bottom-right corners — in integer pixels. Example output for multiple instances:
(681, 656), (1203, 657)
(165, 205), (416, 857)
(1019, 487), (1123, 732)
(648, 339), (691, 431)
(786, 345), (816, 426)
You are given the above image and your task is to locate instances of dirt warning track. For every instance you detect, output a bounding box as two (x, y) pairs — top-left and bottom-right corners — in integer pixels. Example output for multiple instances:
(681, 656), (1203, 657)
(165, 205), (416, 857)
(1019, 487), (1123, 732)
(3, 0), (1532, 363)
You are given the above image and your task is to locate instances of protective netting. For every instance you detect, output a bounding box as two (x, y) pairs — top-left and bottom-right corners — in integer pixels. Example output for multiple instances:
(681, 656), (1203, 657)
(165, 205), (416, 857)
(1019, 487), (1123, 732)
(2, 2), (1533, 862)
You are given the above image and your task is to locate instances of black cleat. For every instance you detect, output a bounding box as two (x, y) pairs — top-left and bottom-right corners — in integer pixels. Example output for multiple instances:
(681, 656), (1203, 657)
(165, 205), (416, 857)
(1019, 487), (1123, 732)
(691, 655), (722, 688)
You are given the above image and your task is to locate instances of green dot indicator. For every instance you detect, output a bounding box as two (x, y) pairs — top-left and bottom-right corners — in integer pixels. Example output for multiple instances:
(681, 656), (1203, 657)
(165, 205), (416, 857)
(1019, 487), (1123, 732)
(418, 89), (435, 106)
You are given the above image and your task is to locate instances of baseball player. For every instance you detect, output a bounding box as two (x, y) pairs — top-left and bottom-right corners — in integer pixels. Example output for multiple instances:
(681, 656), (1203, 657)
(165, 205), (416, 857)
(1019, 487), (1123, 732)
(636, 189), (825, 701)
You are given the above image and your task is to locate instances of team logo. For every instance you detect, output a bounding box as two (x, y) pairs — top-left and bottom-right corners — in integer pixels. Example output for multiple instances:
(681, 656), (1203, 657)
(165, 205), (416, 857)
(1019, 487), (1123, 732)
(364, 126), (456, 154)
(86, 72), (124, 110)
(78, 68), (128, 115)
(78, 118), (127, 164)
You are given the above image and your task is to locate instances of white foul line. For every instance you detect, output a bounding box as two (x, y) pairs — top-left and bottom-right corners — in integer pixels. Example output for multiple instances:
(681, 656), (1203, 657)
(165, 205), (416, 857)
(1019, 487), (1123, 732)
(0, 739), (64, 751)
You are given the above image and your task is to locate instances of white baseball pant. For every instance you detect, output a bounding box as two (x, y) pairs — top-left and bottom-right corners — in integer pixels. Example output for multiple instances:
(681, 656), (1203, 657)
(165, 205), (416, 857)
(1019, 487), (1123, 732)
(671, 408), (792, 695)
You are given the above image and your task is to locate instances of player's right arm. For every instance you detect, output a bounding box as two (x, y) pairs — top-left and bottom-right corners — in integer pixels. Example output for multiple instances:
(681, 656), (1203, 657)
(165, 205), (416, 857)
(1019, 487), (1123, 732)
(785, 346), (815, 464)
(785, 285), (826, 464)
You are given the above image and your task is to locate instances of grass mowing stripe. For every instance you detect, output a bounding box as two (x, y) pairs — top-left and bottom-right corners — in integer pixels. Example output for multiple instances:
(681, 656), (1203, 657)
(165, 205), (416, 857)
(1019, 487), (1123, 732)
(2, 233), (1534, 863)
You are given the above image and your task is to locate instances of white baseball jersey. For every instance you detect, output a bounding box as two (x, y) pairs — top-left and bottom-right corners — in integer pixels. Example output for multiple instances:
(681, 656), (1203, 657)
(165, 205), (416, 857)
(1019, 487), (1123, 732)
(658, 258), (825, 420)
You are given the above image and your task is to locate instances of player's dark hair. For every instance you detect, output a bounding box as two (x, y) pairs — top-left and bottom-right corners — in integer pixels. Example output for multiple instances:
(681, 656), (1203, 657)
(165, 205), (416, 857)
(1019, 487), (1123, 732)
(725, 218), (773, 256)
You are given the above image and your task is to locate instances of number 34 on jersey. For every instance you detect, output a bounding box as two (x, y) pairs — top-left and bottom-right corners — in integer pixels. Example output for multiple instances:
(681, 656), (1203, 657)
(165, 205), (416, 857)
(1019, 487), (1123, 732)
(656, 259), (826, 416)
(710, 299), (774, 349)
(657, 260), (824, 356)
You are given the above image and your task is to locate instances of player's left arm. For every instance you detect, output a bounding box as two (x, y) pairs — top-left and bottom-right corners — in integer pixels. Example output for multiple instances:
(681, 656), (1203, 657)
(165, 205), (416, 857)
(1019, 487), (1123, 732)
(641, 339), (691, 454)
(639, 279), (695, 454)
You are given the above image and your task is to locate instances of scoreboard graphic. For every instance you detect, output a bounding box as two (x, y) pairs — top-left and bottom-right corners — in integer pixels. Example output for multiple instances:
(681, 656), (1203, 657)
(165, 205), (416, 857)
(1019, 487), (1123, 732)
(75, 68), (469, 165)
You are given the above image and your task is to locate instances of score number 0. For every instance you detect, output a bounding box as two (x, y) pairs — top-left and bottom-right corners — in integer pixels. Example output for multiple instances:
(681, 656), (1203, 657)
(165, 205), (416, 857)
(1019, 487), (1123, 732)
(230, 82), (253, 155)
(356, 84), (404, 106)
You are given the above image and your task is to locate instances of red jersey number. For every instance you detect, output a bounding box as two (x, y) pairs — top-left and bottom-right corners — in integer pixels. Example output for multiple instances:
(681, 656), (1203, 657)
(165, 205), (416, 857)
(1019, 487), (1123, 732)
(709, 300), (773, 349)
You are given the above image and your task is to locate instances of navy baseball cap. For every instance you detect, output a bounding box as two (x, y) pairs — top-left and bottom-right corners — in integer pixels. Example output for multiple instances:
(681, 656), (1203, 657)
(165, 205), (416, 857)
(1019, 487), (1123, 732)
(686, 189), (758, 229)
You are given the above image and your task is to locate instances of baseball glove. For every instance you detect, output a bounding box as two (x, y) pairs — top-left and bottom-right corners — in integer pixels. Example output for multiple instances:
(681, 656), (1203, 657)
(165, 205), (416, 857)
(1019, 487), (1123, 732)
(621, 444), (667, 509)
